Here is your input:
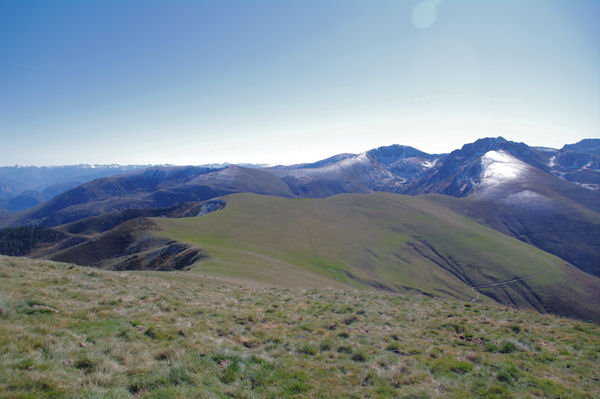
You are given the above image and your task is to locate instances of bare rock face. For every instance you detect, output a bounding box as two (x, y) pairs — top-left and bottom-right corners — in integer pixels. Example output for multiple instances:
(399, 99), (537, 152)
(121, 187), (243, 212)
(113, 242), (204, 272)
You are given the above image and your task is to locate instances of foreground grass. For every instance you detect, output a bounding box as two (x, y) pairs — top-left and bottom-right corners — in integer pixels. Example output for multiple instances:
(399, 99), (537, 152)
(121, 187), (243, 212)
(1, 256), (599, 398)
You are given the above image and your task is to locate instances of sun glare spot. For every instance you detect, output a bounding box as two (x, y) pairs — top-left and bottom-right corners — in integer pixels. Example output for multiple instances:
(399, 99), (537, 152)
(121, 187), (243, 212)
(412, 1), (437, 29)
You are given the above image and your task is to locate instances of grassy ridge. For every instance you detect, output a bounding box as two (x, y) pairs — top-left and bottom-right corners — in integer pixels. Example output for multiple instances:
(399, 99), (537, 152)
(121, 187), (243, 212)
(154, 193), (600, 321)
(1, 256), (599, 398)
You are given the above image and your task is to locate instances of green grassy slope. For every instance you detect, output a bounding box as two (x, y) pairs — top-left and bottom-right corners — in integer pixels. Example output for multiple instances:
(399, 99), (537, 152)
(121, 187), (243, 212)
(1, 256), (599, 398)
(426, 190), (600, 277)
(154, 193), (600, 322)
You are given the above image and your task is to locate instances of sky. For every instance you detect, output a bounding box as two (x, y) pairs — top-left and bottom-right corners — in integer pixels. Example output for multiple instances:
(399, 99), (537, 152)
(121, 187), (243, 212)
(1, 0), (599, 166)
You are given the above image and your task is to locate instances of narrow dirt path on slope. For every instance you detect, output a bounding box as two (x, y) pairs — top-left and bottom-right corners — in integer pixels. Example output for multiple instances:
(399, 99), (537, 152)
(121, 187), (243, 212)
(470, 266), (558, 303)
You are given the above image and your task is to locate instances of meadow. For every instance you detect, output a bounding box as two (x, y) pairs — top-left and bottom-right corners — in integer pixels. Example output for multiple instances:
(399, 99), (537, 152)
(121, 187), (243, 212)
(1, 255), (599, 398)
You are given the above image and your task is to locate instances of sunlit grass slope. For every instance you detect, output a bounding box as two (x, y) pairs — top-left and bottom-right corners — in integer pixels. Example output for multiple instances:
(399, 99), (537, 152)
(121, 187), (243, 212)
(1, 256), (599, 398)
(154, 193), (600, 321)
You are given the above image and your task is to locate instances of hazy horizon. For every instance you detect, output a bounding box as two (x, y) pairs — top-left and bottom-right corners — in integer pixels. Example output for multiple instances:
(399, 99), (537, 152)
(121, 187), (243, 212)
(1, 1), (598, 166)
(0, 136), (595, 168)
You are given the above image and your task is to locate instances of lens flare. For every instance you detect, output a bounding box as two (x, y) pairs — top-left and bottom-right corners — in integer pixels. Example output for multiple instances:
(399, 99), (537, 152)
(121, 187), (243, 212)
(412, 1), (437, 29)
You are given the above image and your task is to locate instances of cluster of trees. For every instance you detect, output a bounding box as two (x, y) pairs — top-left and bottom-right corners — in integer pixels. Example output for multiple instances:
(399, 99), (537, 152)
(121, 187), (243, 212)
(0, 226), (63, 256)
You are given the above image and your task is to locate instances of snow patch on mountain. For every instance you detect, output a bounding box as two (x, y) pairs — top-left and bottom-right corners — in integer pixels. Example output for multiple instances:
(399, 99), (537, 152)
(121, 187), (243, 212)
(574, 182), (600, 191)
(582, 160), (595, 170)
(267, 151), (407, 193)
(336, 152), (370, 168)
(283, 152), (372, 177)
(480, 151), (528, 186)
(501, 190), (554, 209)
(421, 159), (438, 169)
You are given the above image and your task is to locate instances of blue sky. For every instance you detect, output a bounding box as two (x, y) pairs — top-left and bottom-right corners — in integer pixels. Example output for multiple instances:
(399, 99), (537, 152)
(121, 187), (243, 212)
(1, 0), (598, 165)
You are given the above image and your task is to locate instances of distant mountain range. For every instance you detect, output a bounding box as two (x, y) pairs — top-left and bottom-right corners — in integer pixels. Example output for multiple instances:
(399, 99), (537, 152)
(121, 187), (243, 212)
(1, 137), (599, 279)
(0, 165), (150, 213)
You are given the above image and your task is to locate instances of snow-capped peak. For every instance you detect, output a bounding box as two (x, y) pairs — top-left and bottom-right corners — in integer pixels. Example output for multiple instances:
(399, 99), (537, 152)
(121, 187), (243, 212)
(338, 152), (370, 167)
(480, 150), (528, 186)
(301, 152), (371, 175)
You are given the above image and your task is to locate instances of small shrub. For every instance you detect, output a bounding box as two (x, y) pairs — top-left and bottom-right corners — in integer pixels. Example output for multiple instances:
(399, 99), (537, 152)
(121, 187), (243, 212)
(495, 363), (521, 385)
(22, 301), (58, 315)
(74, 358), (94, 373)
(535, 350), (556, 362)
(144, 327), (158, 339)
(319, 340), (332, 352)
(499, 340), (517, 354)
(337, 346), (352, 354)
(166, 365), (195, 385)
(154, 348), (174, 361)
(15, 359), (34, 370)
(399, 389), (431, 399)
(445, 323), (465, 334)
(484, 383), (513, 397)
(221, 359), (240, 384)
(465, 352), (480, 363)
(284, 381), (312, 394)
(336, 305), (353, 314)
(298, 344), (317, 356)
(432, 356), (473, 374)
(496, 370), (513, 384)
(486, 342), (498, 352)
(128, 375), (158, 394)
(385, 342), (403, 354)
(351, 351), (367, 362)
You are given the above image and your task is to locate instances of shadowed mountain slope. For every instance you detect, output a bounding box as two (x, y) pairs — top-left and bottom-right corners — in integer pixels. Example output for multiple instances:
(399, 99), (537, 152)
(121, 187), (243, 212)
(0, 165), (148, 215)
(0, 166), (292, 228)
